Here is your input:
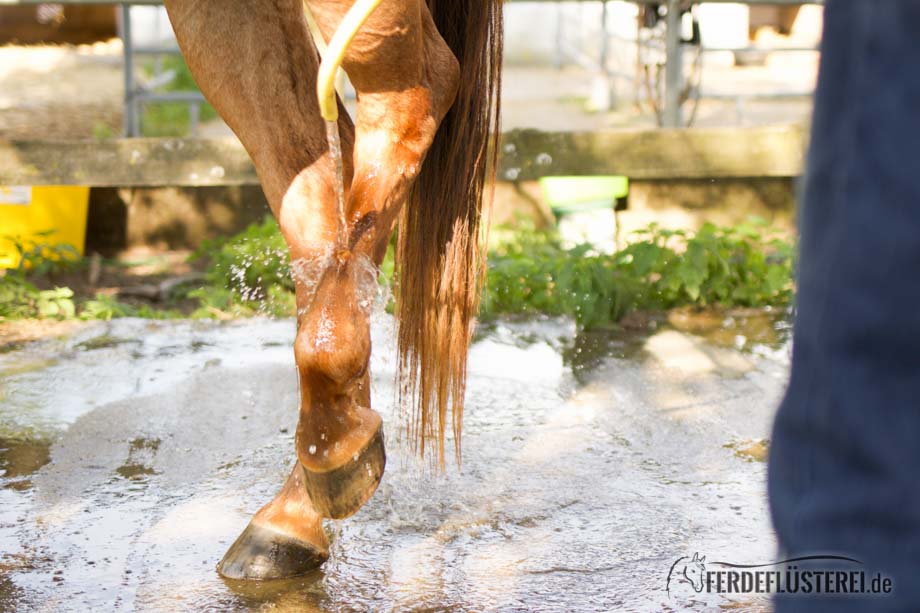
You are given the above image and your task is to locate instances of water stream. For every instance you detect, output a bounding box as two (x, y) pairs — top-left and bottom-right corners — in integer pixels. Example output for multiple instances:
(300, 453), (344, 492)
(325, 119), (349, 250)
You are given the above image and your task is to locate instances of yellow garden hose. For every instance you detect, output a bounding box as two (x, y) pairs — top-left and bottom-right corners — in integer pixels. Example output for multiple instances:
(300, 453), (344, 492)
(316, 0), (384, 121)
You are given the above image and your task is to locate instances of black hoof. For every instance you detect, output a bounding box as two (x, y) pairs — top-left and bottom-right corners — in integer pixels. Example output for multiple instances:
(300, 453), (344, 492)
(217, 522), (327, 580)
(301, 425), (386, 519)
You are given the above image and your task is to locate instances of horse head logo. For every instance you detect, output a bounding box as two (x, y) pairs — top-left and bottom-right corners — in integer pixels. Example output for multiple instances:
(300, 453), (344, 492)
(666, 552), (707, 598)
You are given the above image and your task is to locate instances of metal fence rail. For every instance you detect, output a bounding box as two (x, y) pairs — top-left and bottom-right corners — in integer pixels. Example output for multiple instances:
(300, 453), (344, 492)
(4, 0), (825, 133)
(551, 0), (823, 127)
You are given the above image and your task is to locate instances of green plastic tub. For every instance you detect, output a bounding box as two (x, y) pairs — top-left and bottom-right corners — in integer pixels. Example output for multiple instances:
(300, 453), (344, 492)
(538, 175), (629, 221)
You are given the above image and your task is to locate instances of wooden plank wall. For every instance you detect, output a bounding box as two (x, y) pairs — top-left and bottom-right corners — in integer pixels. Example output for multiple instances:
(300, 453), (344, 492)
(0, 126), (807, 187)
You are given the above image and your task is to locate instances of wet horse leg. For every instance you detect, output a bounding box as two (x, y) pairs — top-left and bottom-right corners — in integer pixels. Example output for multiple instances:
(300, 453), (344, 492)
(306, 0), (459, 263)
(296, 0), (460, 509)
(163, 0), (355, 579)
(164, 0), (462, 578)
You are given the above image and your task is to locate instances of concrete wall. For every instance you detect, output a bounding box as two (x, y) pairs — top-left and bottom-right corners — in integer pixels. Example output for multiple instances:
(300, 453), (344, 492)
(85, 178), (796, 255)
(86, 186), (271, 255)
(491, 178), (796, 239)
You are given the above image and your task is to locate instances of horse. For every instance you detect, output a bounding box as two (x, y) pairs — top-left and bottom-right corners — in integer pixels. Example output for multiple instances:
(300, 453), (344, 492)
(161, 0), (502, 579)
(666, 552), (707, 598)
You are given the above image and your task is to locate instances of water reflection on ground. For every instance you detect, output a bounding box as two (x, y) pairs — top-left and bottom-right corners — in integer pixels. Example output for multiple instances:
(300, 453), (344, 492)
(0, 311), (789, 611)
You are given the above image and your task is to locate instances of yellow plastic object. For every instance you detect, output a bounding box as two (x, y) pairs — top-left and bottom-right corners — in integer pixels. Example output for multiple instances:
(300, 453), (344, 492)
(0, 185), (90, 269)
(316, 0), (383, 121)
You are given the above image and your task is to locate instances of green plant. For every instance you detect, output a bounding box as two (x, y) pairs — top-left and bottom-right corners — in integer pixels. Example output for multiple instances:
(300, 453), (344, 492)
(0, 215), (795, 327)
(79, 294), (138, 321)
(482, 231), (639, 328)
(2, 231), (82, 276)
(619, 218), (795, 308)
(0, 276), (75, 320)
(188, 216), (795, 327)
(481, 217), (795, 329)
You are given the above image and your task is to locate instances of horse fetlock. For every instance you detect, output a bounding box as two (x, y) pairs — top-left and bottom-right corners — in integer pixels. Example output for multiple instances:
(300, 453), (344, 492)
(296, 403), (380, 467)
(294, 316), (369, 389)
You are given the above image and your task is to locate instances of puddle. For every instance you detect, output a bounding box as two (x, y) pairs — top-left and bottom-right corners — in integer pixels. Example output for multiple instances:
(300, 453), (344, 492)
(0, 358), (59, 378)
(75, 334), (142, 351)
(0, 436), (51, 490)
(725, 438), (770, 463)
(667, 306), (792, 354)
(0, 312), (790, 611)
(115, 438), (161, 480)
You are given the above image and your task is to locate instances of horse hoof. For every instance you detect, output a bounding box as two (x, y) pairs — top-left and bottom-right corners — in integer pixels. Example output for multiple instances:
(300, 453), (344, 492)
(301, 424), (386, 519)
(217, 522), (328, 580)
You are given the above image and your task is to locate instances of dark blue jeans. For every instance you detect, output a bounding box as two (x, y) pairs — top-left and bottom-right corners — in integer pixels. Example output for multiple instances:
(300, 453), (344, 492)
(769, 1), (920, 611)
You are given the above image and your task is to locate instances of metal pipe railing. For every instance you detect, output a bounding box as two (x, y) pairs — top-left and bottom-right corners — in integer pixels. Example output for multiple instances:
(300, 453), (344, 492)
(550, 0), (823, 126)
(4, 0), (825, 133)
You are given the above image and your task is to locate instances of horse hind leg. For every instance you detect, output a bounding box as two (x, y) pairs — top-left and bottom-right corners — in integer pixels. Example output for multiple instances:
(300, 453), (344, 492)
(163, 0), (394, 524)
(306, 0), (461, 263)
(164, 0), (359, 579)
(298, 1), (462, 479)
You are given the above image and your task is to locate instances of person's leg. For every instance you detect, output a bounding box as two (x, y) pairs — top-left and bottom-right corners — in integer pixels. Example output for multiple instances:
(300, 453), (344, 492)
(769, 1), (920, 610)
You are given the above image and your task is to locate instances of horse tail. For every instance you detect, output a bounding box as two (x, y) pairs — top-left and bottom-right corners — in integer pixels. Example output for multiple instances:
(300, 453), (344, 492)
(394, 0), (503, 466)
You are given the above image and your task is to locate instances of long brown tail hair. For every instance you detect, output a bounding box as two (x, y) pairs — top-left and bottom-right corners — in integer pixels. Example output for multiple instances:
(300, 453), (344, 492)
(395, 0), (503, 466)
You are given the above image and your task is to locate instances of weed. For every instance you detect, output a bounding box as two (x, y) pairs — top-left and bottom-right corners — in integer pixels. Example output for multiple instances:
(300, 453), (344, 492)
(2, 231), (82, 276)
(0, 277), (76, 320)
(482, 217), (795, 329)
(0, 217), (796, 329)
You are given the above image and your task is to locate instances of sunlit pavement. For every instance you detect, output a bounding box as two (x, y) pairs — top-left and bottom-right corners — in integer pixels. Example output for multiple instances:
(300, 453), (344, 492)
(0, 313), (787, 611)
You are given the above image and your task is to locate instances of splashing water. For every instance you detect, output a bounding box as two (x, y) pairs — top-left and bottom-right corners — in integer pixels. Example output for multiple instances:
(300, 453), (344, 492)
(325, 119), (349, 249)
(290, 250), (386, 319)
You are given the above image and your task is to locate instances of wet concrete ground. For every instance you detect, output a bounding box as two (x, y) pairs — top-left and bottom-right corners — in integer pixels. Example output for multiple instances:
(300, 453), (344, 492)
(0, 312), (789, 611)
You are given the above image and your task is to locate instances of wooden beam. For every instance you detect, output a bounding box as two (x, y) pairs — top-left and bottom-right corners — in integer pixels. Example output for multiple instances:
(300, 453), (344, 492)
(0, 138), (259, 187)
(499, 126), (807, 181)
(0, 126), (806, 187)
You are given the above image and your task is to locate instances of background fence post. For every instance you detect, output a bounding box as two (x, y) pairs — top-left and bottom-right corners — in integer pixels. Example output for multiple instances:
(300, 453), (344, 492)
(663, 0), (683, 127)
(118, 4), (139, 137)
